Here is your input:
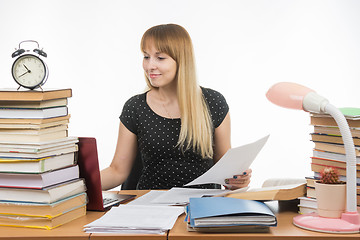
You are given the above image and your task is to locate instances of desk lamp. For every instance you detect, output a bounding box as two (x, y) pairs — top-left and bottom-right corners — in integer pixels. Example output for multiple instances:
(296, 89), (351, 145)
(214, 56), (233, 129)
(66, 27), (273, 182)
(266, 82), (360, 233)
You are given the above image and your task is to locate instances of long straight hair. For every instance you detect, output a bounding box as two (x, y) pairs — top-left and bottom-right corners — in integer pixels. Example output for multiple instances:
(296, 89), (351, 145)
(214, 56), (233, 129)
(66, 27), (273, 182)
(140, 24), (213, 159)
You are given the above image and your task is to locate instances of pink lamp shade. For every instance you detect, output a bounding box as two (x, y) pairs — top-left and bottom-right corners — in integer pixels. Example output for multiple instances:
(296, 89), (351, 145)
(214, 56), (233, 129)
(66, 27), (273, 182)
(266, 82), (329, 114)
(266, 82), (314, 110)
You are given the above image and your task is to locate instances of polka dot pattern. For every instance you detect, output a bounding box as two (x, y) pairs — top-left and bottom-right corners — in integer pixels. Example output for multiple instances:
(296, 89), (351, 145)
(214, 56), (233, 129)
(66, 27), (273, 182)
(120, 87), (229, 189)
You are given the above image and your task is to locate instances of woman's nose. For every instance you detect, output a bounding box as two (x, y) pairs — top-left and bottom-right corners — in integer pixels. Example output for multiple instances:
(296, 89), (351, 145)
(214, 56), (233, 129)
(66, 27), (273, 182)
(149, 63), (157, 71)
(146, 57), (157, 70)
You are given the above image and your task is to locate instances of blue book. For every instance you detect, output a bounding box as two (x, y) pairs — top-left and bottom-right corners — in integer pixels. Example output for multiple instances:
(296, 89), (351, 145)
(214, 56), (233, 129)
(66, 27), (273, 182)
(188, 197), (277, 229)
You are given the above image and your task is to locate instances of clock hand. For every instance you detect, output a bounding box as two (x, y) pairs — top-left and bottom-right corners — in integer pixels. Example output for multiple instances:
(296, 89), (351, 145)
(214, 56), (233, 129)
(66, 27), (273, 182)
(18, 64), (32, 77)
(23, 64), (31, 73)
(18, 71), (29, 78)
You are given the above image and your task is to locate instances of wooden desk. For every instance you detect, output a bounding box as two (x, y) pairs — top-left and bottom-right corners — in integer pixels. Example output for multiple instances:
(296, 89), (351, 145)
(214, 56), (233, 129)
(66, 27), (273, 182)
(0, 211), (102, 240)
(0, 190), (359, 239)
(0, 190), (163, 240)
(168, 200), (360, 240)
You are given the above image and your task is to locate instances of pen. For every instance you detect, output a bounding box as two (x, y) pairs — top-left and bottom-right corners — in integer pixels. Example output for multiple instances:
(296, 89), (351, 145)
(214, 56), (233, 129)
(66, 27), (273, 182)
(212, 186), (250, 197)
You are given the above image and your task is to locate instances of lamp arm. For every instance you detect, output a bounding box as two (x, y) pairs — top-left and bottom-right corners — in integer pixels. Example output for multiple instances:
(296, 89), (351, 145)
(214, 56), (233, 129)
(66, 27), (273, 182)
(324, 103), (357, 213)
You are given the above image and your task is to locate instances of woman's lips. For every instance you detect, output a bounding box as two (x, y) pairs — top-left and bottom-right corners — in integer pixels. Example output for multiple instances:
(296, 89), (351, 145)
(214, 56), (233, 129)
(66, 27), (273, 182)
(149, 74), (161, 79)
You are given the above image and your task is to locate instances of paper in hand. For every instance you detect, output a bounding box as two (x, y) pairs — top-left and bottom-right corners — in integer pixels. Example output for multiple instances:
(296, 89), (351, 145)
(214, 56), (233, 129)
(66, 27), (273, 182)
(184, 135), (269, 186)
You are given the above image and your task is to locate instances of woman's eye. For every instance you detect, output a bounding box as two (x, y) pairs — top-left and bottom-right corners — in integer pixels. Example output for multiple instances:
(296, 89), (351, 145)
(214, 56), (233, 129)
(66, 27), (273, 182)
(158, 57), (166, 60)
(143, 56), (150, 59)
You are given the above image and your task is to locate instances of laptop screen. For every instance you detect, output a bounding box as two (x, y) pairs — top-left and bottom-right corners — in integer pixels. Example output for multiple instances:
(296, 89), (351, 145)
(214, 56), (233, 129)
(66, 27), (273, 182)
(77, 137), (105, 211)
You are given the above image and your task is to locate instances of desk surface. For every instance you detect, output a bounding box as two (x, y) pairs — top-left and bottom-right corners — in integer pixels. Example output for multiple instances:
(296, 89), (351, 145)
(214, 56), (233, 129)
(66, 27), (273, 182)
(0, 211), (99, 240)
(0, 190), (166, 240)
(169, 200), (360, 240)
(0, 190), (359, 240)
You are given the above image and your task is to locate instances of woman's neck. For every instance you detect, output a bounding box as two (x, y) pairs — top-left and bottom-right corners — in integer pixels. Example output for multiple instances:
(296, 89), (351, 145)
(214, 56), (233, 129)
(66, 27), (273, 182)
(156, 87), (177, 103)
(148, 86), (181, 119)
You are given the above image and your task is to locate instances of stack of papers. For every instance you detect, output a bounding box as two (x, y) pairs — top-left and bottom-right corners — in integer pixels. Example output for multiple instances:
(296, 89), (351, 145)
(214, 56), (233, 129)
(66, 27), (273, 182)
(84, 205), (184, 234)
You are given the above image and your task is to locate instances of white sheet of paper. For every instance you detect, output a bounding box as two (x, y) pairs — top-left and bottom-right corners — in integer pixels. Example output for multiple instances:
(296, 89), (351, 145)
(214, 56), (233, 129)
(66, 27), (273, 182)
(149, 187), (230, 205)
(184, 135), (269, 186)
(127, 190), (167, 205)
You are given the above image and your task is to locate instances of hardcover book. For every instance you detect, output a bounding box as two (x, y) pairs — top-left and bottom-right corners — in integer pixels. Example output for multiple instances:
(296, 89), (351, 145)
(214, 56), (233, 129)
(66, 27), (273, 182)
(0, 178), (86, 203)
(0, 205), (86, 230)
(0, 88), (72, 101)
(0, 165), (79, 189)
(0, 192), (87, 217)
(0, 152), (76, 173)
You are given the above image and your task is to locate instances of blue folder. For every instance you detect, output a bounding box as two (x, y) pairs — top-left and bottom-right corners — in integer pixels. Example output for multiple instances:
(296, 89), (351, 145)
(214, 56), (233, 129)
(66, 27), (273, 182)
(188, 197), (277, 228)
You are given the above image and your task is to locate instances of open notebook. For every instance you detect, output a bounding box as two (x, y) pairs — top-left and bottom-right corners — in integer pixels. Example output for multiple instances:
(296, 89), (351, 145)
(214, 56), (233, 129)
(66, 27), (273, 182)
(77, 137), (136, 211)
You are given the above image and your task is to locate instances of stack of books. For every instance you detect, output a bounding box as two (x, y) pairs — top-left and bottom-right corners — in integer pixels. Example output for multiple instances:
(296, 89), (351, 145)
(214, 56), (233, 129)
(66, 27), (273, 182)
(185, 197), (277, 233)
(0, 89), (87, 230)
(300, 107), (360, 214)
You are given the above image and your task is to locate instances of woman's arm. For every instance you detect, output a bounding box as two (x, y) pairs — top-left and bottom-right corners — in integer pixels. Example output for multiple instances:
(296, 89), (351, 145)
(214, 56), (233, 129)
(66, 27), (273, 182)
(100, 122), (138, 190)
(213, 112), (231, 163)
(213, 112), (251, 189)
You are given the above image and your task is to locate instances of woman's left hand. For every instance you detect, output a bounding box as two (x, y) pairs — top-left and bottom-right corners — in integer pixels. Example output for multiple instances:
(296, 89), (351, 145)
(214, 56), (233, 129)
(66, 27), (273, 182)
(224, 168), (252, 190)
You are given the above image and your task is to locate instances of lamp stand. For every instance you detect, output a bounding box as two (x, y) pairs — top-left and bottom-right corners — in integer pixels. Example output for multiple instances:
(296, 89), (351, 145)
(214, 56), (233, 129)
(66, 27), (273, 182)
(293, 212), (360, 233)
(294, 103), (360, 233)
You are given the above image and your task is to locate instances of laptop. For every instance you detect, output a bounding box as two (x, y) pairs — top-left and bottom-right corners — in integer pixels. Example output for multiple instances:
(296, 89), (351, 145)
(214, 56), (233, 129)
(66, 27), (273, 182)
(77, 137), (136, 211)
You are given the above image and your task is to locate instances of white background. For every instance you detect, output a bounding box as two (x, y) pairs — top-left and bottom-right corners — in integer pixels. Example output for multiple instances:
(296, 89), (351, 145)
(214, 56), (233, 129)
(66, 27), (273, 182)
(1, 0), (359, 189)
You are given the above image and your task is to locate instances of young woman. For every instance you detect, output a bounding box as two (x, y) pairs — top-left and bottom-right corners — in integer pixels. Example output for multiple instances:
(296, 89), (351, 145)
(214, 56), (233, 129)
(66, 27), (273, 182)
(100, 24), (251, 190)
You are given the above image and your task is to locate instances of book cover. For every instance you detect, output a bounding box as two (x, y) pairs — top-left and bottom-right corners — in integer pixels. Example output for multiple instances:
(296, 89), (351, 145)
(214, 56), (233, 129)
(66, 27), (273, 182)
(311, 157), (360, 171)
(0, 165), (79, 189)
(226, 183), (306, 201)
(0, 115), (70, 125)
(0, 130), (68, 143)
(0, 143), (77, 158)
(0, 136), (78, 153)
(311, 116), (360, 128)
(0, 136), (78, 148)
(188, 197), (277, 228)
(313, 142), (360, 156)
(0, 192), (87, 217)
(311, 163), (360, 178)
(0, 152), (76, 173)
(0, 178), (86, 203)
(313, 126), (360, 138)
(298, 205), (317, 215)
(311, 133), (360, 146)
(0, 205), (86, 230)
(0, 119), (69, 130)
(313, 149), (360, 164)
(306, 186), (316, 198)
(0, 98), (68, 109)
(298, 196), (317, 209)
(311, 107), (360, 120)
(0, 88), (72, 101)
(0, 106), (68, 119)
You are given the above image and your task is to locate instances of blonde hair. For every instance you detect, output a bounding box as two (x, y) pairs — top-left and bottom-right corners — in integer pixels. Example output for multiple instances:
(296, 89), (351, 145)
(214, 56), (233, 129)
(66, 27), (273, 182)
(141, 24), (213, 159)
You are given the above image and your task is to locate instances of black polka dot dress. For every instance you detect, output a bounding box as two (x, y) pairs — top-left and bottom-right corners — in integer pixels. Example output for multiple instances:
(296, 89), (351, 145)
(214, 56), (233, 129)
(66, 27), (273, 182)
(120, 87), (229, 189)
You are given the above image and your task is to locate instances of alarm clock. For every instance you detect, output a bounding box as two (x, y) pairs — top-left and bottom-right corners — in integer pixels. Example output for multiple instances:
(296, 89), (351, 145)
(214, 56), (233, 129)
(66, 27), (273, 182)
(11, 40), (49, 90)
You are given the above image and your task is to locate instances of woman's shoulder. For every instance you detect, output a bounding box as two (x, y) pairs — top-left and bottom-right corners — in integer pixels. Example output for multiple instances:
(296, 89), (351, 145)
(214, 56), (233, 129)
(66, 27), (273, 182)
(124, 91), (147, 107)
(200, 86), (229, 127)
(200, 86), (227, 103)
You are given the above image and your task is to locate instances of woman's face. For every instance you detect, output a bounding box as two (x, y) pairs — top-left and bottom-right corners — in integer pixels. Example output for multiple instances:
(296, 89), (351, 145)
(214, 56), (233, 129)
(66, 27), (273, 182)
(143, 41), (177, 88)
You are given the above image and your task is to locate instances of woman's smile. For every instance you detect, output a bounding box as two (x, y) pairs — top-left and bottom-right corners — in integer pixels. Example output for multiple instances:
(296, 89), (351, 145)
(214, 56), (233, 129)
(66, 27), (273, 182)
(149, 73), (161, 79)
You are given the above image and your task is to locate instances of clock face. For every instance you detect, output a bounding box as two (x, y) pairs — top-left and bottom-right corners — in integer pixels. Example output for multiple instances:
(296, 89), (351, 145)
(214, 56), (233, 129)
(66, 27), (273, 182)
(12, 54), (47, 89)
